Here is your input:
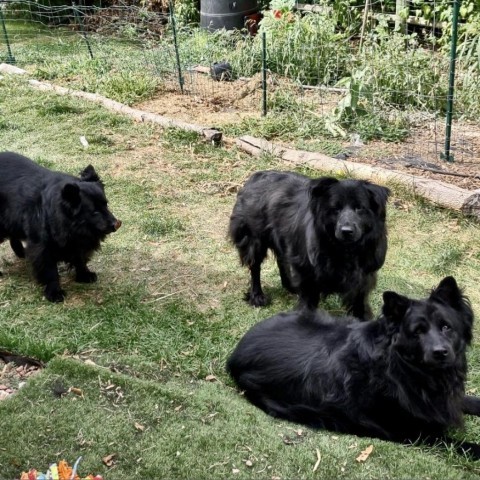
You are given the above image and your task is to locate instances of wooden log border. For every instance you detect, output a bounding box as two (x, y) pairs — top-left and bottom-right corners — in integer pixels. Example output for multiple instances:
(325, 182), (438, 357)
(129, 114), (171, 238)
(236, 135), (480, 221)
(28, 79), (222, 144)
(2, 64), (477, 220)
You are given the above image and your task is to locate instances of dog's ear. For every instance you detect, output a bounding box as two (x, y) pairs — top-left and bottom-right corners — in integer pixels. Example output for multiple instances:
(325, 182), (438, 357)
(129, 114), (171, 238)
(310, 177), (339, 197)
(80, 165), (101, 183)
(430, 276), (465, 309)
(382, 291), (410, 321)
(363, 182), (390, 215)
(62, 183), (81, 207)
(430, 276), (474, 344)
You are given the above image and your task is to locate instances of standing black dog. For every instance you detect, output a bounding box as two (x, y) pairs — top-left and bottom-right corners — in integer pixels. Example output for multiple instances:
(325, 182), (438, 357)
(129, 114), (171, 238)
(228, 171), (390, 319)
(227, 276), (480, 457)
(0, 151), (121, 302)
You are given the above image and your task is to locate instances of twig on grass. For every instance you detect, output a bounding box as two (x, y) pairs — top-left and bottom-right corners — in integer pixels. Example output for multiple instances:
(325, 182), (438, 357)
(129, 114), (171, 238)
(313, 448), (321, 472)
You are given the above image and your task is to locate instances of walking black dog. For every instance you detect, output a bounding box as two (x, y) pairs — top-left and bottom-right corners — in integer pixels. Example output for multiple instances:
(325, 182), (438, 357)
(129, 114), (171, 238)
(0, 151), (121, 302)
(228, 171), (389, 319)
(227, 276), (480, 458)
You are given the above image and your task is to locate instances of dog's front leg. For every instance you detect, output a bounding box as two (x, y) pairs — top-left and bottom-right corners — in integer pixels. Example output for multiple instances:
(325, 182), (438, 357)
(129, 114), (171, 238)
(73, 257), (97, 283)
(296, 279), (320, 311)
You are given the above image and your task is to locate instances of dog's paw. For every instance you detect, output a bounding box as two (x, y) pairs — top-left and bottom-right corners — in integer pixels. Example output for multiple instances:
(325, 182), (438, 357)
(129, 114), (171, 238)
(45, 286), (66, 303)
(245, 291), (269, 307)
(75, 270), (98, 283)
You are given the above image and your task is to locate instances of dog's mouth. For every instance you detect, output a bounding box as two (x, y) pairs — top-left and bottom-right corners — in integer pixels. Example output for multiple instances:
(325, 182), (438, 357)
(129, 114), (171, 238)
(422, 355), (456, 369)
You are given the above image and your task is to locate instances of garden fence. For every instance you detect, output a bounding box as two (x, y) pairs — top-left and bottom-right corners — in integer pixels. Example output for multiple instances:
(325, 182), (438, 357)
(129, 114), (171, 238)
(1, 0), (480, 174)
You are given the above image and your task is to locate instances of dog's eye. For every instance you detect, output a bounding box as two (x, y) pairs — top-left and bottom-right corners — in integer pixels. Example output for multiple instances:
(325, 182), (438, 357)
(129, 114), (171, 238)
(355, 207), (366, 214)
(441, 324), (451, 333)
(413, 325), (426, 336)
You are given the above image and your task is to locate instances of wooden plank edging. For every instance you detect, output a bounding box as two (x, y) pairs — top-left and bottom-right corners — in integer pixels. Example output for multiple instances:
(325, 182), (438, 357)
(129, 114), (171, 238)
(28, 79), (222, 143)
(236, 135), (480, 220)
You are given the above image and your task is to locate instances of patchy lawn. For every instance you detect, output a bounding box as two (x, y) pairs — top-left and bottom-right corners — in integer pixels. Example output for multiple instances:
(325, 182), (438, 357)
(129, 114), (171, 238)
(0, 76), (480, 479)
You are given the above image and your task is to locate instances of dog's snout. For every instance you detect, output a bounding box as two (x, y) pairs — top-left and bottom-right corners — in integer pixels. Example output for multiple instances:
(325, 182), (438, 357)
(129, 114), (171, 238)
(432, 347), (449, 360)
(341, 226), (354, 236)
(113, 219), (122, 231)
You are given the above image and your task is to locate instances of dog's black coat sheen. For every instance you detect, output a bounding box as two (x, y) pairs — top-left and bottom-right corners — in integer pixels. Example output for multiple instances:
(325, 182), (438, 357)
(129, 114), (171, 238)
(0, 151), (121, 302)
(227, 277), (480, 456)
(228, 170), (390, 318)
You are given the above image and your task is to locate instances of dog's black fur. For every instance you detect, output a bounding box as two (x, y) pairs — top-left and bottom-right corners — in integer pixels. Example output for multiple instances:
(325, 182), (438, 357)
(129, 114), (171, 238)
(0, 151), (121, 302)
(227, 277), (480, 457)
(228, 170), (390, 319)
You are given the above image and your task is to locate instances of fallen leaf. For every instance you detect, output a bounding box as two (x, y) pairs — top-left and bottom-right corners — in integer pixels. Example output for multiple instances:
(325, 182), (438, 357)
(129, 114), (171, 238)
(102, 453), (116, 467)
(232, 468), (240, 474)
(69, 387), (83, 397)
(134, 422), (145, 431)
(205, 375), (217, 382)
(245, 460), (253, 467)
(356, 444), (374, 463)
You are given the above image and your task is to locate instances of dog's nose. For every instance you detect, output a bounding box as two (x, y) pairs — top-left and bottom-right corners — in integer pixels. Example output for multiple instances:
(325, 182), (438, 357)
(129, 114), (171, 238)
(432, 347), (449, 360)
(341, 226), (354, 236)
(113, 219), (122, 231)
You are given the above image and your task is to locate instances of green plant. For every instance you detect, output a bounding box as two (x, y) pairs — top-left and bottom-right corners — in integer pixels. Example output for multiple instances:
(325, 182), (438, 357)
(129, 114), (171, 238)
(175, 0), (199, 25)
(325, 67), (410, 141)
(259, 10), (350, 85)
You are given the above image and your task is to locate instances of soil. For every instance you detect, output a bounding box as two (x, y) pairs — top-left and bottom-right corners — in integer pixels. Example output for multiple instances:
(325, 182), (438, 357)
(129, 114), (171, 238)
(137, 71), (480, 190)
(0, 351), (42, 401)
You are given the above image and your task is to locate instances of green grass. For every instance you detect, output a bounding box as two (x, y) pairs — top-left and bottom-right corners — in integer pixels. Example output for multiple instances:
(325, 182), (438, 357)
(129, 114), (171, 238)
(1, 77), (480, 479)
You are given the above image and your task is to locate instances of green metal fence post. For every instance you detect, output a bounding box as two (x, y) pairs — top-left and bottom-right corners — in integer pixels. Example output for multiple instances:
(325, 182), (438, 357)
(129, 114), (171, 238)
(0, 5), (16, 65)
(72, 1), (94, 60)
(169, 0), (184, 94)
(441, 0), (460, 163)
(262, 31), (267, 116)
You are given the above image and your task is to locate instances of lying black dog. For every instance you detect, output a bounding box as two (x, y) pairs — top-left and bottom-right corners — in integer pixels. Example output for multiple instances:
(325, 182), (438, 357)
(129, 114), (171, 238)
(0, 151), (121, 302)
(228, 170), (390, 319)
(227, 276), (480, 457)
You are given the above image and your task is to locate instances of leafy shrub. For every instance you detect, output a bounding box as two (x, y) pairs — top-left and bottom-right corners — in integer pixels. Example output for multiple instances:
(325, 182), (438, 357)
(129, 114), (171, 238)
(259, 9), (350, 85)
(350, 26), (448, 112)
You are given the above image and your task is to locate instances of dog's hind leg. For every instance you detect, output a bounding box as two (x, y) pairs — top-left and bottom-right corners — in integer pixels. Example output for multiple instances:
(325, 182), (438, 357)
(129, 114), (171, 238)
(232, 225), (269, 307)
(463, 395), (480, 416)
(277, 258), (295, 294)
(246, 260), (269, 307)
(10, 238), (25, 258)
(28, 246), (65, 302)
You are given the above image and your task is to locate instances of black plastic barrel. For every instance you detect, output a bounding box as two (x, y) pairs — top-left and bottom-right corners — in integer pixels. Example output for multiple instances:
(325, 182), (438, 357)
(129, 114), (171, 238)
(200, 0), (259, 32)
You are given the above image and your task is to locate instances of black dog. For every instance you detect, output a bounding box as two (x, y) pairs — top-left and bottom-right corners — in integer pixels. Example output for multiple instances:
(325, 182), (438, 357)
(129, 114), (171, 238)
(0, 151), (121, 302)
(228, 170), (389, 319)
(227, 276), (480, 457)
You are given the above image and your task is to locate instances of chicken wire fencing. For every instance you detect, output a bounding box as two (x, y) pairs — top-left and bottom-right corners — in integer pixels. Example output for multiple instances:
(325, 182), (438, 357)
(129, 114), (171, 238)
(1, 0), (480, 176)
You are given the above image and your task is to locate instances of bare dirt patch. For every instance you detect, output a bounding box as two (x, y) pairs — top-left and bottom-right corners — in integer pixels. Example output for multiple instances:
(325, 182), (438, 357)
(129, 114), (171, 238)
(136, 72), (264, 128)
(0, 351), (42, 400)
(137, 72), (480, 190)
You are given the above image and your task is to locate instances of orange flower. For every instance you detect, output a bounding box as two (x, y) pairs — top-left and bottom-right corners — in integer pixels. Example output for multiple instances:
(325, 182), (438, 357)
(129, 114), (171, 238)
(273, 9), (282, 19)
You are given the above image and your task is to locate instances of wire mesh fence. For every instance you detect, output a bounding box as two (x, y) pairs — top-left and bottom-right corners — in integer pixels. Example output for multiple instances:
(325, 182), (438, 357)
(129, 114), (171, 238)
(1, 0), (479, 182)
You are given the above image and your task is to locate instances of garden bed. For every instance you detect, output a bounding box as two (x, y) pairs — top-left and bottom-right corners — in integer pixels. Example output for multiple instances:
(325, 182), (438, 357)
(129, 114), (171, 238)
(135, 72), (480, 191)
